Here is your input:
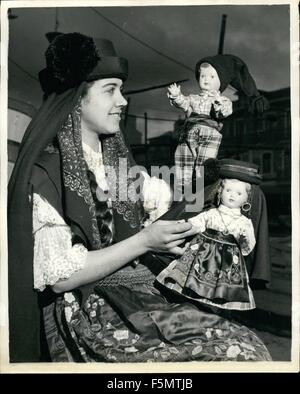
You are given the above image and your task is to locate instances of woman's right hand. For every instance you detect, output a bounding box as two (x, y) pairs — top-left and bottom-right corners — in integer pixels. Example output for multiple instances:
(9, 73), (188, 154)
(139, 220), (198, 256)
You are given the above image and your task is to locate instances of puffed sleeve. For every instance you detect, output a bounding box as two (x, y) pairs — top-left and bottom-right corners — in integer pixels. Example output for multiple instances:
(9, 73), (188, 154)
(188, 210), (209, 233)
(236, 217), (256, 256)
(32, 193), (88, 291)
(141, 171), (173, 226)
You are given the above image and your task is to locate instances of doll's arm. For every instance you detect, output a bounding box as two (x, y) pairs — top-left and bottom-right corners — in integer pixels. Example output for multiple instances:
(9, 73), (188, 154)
(213, 94), (233, 118)
(236, 218), (256, 256)
(167, 83), (191, 112)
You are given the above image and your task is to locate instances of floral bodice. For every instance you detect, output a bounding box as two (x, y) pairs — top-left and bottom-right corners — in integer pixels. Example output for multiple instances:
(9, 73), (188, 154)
(189, 204), (256, 256)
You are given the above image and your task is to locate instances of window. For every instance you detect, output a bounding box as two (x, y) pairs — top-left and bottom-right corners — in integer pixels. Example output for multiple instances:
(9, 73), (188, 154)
(255, 116), (264, 133)
(235, 119), (245, 137)
(262, 152), (272, 174)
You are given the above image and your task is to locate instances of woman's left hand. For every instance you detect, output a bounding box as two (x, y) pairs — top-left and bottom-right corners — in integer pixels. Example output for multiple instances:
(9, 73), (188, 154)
(139, 219), (199, 256)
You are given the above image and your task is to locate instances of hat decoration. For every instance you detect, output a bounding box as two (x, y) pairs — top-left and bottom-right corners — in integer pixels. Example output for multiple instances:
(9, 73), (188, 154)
(46, 33), (100, 84)
(218, 159), (262, 184)
(195, 54), (269, 114)
(203, 158), (262, 185)
(39, 33), (128, 95)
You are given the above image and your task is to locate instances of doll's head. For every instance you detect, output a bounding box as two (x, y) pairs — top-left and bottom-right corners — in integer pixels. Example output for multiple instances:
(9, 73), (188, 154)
(218, 178), (251, 210)
(198, 62), (221, 92)
(195, 55), (269, 113)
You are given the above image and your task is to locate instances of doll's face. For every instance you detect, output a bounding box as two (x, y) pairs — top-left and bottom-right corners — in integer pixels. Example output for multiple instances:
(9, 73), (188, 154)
(221, 179), (249, 209)
(198, 64), (221, 91)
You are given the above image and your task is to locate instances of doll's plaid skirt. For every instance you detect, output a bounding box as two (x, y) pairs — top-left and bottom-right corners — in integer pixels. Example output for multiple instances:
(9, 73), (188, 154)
(175, 121), (222, 193)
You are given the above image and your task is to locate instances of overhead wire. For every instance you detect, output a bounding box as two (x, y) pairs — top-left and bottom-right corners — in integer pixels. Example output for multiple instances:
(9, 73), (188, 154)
(90, 7), (194, 73)
(8, 58), (38, 82)
(9, 8), (190, 124)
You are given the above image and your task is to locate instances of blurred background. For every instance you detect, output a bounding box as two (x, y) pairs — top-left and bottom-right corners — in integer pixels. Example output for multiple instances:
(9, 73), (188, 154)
(6, 3), (292, 360)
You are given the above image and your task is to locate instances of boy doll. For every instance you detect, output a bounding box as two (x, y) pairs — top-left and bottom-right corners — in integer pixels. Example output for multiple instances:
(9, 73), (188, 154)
(168, 54), (269, 197)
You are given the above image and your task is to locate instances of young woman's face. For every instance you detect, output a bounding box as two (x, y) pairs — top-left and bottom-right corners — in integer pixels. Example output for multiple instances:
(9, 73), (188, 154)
(198, 64), (221, 91)
(81, 78), (127, 136)
(221, 179), (249, 209)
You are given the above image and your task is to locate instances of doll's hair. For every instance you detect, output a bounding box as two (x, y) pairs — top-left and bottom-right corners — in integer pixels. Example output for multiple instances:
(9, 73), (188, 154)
(199, 62), (212, 69)
(216, 178), (251, 207)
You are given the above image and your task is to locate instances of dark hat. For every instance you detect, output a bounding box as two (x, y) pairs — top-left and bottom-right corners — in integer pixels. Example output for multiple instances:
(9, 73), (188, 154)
(39, 32), (128, 95)
(219, 159), (263, 184)
(195, 54), (269, 113)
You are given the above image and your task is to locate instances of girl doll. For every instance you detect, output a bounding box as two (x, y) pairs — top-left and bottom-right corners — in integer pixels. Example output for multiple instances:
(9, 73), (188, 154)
(156, 177), (256, 310)
(168, 54), (269, 196)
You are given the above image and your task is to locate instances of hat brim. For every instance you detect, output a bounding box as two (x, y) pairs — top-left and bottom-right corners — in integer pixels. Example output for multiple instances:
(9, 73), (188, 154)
(39, 57), (128, 95)
(87, 57), (128, 82)
(220, 168), (262, 184)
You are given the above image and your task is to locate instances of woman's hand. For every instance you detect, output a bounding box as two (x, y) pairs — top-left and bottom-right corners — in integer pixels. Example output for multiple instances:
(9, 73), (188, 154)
(139, 220), (199, 256)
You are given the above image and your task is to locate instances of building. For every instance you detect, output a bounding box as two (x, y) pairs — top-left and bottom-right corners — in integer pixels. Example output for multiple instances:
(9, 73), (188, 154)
(219, 87), (291, 222)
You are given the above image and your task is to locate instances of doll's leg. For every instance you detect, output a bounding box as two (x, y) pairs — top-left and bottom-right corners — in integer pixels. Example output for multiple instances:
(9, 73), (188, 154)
(194, 127), (222, 178)
(174, 140), (195, 197)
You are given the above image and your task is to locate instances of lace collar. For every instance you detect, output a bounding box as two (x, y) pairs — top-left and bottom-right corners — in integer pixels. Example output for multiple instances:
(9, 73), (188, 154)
(218, 204), (241, 217)
(82, 140), (103, 167)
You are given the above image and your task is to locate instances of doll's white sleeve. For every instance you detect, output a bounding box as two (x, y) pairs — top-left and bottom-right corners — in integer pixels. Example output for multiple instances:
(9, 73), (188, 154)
(32, 193), (87, 291)
(236, 217), (256, 256)
(188, 210), (209, 233)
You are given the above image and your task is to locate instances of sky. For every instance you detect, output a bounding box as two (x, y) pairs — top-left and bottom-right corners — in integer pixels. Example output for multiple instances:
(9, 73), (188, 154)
(7, 2), (291, 139)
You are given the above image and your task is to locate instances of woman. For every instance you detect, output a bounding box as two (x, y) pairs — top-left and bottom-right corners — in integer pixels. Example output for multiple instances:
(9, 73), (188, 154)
(8, 33), (271, 362)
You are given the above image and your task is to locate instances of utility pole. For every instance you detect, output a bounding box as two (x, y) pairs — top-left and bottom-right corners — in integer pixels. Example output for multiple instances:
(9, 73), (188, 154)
(218, 14), (227, 54)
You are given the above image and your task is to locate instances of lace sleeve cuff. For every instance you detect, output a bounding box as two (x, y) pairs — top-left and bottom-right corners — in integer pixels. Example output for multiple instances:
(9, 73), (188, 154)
(33, 193), (88, 291)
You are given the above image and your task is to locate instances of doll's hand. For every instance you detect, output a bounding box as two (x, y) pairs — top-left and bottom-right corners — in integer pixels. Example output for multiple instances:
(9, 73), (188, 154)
(213, 95), (232, 117)
(237, 230), (249, 248)
(213, 92), (223, 109)
(168, 83), (181, 97)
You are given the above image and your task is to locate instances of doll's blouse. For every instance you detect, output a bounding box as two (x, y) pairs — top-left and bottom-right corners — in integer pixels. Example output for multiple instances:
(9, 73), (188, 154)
(169, 90), (232, 118)
(188, 204), (256, 256)
(32, 142), (172, 291)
